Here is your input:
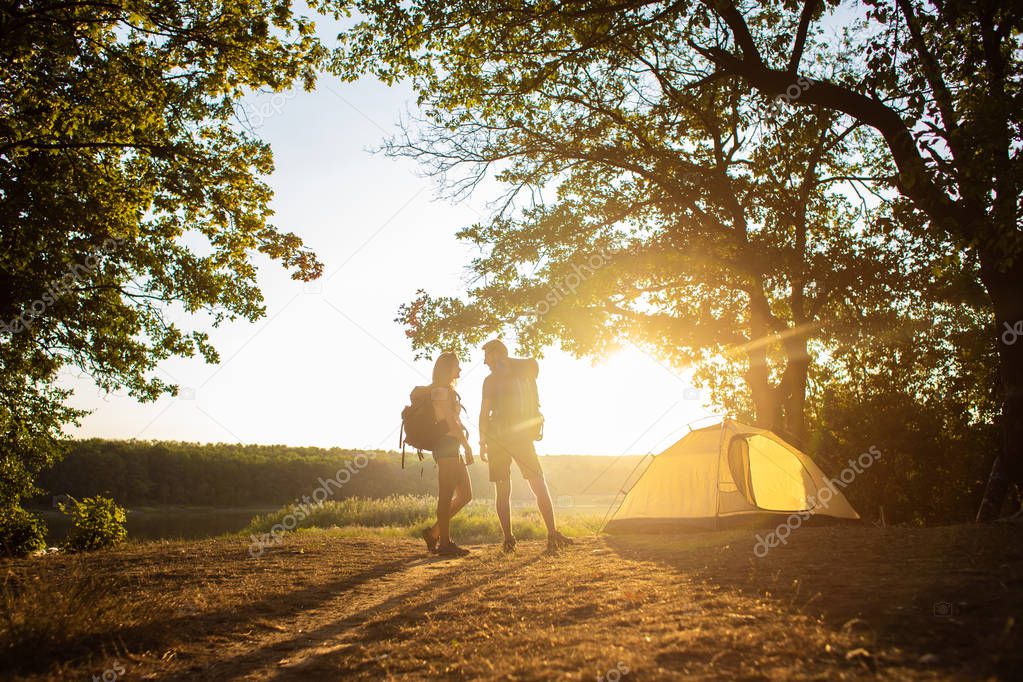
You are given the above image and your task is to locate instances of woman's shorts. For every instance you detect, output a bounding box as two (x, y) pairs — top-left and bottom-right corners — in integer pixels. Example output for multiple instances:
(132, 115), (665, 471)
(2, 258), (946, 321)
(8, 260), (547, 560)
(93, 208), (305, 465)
(432, 435), (461, 462)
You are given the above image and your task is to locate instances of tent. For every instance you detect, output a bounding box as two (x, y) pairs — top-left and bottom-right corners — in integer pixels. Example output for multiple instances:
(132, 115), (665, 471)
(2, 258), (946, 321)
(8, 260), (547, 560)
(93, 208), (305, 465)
(605, 419), (860, 532)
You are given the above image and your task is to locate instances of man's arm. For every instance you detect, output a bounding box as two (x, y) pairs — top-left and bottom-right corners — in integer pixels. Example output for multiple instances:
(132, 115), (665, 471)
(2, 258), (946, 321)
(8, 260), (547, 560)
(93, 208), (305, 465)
(479, 378), (492, 461)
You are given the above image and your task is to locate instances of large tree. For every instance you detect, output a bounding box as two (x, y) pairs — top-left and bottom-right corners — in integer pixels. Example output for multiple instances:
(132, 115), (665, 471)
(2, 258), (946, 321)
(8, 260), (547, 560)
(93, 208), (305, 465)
(337, 1), (940, 445)
(689, 0), (1023, 518)
(0, 0), (324, 506)
(332, 0), (1018, 517)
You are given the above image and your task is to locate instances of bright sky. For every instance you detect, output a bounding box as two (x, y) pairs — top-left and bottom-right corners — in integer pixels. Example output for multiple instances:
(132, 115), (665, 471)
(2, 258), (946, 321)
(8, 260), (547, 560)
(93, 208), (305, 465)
(59, 26), (718, 455)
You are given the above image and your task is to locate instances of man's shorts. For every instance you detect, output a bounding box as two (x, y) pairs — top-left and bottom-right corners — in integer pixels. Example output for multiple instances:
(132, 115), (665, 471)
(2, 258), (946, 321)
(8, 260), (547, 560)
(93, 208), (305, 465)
(487, 435), (543, 482)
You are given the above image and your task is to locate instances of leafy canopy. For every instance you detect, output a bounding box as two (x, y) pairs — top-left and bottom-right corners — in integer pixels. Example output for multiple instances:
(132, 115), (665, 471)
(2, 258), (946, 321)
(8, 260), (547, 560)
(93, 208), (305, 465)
(329, 0), (988, 441)
(0, 0), (326, 504)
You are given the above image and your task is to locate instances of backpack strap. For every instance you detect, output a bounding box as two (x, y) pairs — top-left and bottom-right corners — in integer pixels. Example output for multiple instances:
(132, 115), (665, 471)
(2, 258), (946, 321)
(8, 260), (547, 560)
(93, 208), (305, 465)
(400, 422), (407, 469)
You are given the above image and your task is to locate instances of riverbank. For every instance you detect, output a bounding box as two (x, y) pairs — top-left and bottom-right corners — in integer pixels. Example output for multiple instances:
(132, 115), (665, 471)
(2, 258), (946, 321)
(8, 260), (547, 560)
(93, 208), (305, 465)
(27, 506), (278, 544)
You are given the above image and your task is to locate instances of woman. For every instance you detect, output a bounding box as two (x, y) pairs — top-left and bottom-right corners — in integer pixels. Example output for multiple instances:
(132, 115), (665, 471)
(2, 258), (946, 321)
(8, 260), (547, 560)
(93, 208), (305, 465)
(422, 351), (474, 556)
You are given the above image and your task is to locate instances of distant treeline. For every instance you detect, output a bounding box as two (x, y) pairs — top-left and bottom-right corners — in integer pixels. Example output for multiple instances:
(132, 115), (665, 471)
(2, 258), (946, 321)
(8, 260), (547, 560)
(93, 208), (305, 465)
(30, 440), (642, 508)
(32, 429), (994, 526)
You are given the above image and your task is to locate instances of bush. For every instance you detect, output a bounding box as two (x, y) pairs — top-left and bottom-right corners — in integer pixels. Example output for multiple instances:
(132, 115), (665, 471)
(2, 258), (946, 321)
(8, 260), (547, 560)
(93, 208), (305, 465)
(58, 496), (127, 552)
(0, 506), (47, 558)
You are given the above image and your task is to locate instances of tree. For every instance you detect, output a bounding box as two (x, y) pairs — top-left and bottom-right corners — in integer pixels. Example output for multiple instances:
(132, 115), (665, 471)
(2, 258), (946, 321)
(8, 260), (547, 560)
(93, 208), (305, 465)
(331, 0), (1019, 518)
(0, 0), (325, 506)
(687, 0), (1023, 519)
(338, 0), (935, 447)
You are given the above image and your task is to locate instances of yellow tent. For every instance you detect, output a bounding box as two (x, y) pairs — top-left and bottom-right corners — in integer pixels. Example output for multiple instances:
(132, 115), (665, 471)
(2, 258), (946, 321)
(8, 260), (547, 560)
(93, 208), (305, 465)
(605, 419), (860, 531)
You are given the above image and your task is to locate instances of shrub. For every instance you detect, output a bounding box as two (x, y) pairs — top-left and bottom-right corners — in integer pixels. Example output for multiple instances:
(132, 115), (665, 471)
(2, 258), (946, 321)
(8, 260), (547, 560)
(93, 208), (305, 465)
(0, 506), (47, 558)
(58, 496), (127, 552)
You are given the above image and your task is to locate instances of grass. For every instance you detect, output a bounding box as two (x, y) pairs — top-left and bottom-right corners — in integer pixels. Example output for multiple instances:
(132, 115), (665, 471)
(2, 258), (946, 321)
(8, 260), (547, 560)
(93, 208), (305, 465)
(244, 494), (606, 544)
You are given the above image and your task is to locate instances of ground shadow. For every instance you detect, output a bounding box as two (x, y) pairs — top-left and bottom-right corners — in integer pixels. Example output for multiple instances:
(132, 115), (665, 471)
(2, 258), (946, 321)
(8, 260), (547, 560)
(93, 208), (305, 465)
(233, 552), (550, 681)
(605, 524), (1023, 678)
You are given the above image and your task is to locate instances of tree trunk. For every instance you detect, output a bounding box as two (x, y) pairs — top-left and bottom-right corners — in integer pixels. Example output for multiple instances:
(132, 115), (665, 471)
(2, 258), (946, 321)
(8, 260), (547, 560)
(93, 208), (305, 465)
(745, 310), (810, 446)
(746, 295), (782, 431)
(976, 256), (1023, 521)
(778, 332), (810, 447)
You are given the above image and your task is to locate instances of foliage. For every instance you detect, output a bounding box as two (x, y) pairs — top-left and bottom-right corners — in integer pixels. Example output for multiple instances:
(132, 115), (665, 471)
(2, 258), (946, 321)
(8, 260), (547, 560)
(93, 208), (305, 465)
(807, 325), (999, 525)
(32, 439), (641, 507)
(58, 496), (127, 552)
(0, 0), (326, 507)
(0, 506), (47, 558)
(36, 441), (429, 507)
(329, 0), (994, 447)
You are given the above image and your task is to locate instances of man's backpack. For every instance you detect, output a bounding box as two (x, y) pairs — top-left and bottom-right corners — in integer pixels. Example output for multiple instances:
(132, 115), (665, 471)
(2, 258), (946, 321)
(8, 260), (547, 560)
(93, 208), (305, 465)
(495, 358), (544, 442)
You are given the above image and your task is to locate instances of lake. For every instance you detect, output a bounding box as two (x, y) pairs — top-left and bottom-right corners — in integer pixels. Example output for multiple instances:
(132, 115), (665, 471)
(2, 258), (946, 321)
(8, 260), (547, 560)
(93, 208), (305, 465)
(31, 507), (275, 544)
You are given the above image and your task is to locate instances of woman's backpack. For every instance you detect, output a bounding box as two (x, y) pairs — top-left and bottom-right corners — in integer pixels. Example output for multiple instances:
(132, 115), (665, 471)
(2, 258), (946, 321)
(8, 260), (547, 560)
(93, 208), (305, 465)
(399, 386), (464, 468)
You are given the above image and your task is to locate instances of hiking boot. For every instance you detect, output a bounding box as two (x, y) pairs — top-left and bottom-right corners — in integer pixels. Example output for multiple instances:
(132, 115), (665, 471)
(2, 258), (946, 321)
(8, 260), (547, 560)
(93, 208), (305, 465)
(437, 542), (470, 557)
(502, 536), (517, 553)
(421, 528), (438, 553)
(547, 531), (573, 551)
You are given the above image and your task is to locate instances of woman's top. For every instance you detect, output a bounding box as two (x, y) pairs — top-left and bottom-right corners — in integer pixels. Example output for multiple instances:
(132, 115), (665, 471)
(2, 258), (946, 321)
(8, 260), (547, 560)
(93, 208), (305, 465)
(431, 385), (465, 438)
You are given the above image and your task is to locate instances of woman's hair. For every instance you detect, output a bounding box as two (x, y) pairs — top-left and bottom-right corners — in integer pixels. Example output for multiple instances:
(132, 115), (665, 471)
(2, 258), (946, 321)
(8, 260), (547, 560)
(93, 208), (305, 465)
(431, 352), (459, 387)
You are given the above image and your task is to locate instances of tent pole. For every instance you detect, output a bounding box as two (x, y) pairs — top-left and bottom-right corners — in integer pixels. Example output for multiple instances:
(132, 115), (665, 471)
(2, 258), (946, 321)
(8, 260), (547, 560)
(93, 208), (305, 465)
(713, 417), (727, 523)
(599, 452), (654, 532)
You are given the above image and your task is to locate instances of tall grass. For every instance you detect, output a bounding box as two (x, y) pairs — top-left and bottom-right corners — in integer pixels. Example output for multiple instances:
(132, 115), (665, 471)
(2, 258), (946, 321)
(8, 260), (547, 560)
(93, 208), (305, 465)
(0, 561), (167, 673)
(244, 495), (603, 543)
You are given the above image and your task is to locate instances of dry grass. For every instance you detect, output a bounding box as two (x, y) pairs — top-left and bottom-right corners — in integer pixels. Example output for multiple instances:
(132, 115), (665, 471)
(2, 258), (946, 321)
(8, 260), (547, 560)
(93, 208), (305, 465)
(1, 524), (1020, 680)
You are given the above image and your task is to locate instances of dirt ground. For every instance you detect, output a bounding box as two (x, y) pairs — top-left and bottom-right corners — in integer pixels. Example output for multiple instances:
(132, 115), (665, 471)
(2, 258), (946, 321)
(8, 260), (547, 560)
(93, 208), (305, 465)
(2, 523), (1020, 680)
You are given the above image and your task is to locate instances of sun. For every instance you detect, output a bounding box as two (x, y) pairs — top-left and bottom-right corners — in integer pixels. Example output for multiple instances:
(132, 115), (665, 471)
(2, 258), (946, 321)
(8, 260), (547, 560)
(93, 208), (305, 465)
(526, 346), (719, 456)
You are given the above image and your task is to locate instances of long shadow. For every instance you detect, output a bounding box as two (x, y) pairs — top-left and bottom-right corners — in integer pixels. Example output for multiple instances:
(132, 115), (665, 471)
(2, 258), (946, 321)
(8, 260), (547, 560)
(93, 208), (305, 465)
(145, 558), (422, 672)
(605, 524), (1023, 678)
(189, 552), (548, 681)
(3, 553), (422, 679)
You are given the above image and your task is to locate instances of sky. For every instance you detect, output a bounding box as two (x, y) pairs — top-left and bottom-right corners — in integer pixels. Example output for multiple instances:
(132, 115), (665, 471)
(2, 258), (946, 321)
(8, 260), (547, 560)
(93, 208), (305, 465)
(57, 33), (718, 455)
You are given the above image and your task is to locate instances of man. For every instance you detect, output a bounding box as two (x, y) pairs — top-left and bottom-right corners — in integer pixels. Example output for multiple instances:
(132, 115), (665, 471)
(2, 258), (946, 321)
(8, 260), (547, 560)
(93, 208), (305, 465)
(478, 339), (573, 552)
